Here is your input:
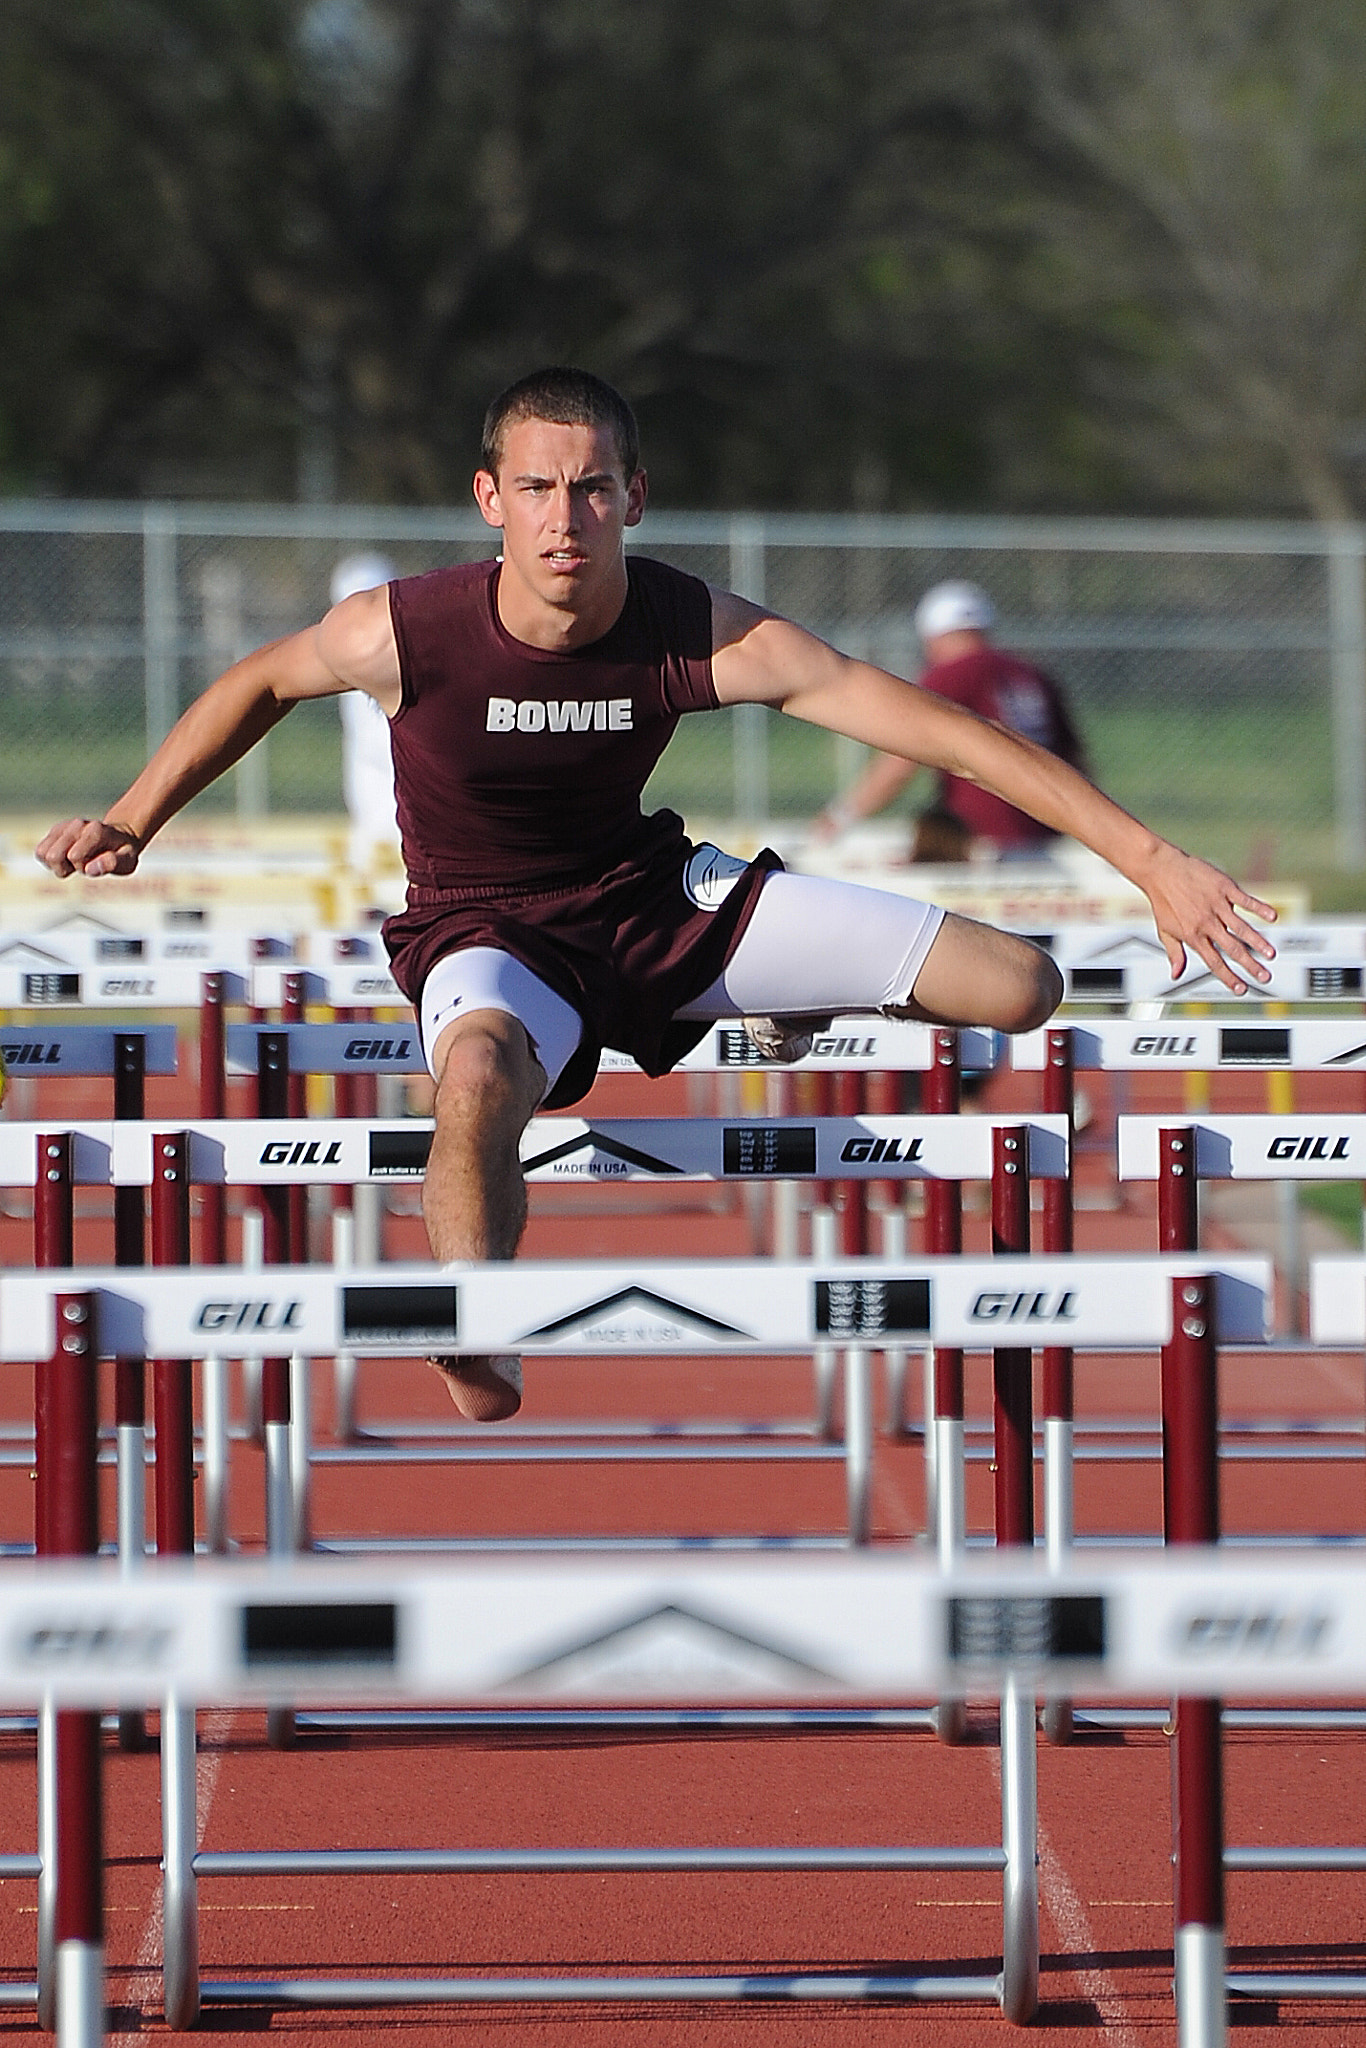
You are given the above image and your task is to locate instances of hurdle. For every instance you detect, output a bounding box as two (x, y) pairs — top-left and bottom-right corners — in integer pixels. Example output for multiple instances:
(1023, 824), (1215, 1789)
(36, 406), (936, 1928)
(221, 1016), (1002, 1477)
(0, 1245), (1269, 2031)
(0, 1124), (1065, 1558)
(1032, 923), (1366, 1005)
(7, 1543), (1365, 2046)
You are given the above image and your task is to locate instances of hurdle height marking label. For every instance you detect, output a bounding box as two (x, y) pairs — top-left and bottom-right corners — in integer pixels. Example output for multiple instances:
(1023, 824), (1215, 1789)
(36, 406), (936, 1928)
(723, 1126), (817, 1176)
(815, 1279), (931, 1337)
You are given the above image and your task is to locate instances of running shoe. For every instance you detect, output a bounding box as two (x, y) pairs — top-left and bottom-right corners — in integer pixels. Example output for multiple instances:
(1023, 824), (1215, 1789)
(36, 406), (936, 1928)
(741, 1014), (833, 1063)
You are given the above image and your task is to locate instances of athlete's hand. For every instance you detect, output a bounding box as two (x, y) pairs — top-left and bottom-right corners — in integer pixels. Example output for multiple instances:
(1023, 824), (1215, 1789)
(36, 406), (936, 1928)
(35, 817), (142, 879)
(1139, 842), (1277, 995)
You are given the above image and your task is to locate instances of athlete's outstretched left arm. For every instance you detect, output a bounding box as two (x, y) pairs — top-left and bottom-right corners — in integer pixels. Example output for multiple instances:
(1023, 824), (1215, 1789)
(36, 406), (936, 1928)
(709, 590), (1276, 995)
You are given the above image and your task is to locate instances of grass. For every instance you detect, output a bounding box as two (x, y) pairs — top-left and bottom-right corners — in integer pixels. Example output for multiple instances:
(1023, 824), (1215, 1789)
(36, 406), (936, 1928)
(0, 687), (1351, 886)
(1300, 1181), (1366, 1245)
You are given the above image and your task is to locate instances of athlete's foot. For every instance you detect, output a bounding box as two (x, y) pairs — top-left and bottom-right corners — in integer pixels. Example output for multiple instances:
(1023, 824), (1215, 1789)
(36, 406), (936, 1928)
(427, 1353), (523, 1421)
(742, 1014), (834, 1063)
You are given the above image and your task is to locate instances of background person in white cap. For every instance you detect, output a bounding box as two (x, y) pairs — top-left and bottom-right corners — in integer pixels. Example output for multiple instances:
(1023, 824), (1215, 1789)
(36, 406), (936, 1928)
(332, 551), (402, 869)
(814, 579), (1086, 860)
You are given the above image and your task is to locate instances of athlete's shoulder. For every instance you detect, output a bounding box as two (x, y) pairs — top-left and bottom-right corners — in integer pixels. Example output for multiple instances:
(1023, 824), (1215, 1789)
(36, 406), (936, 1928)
(623, 554), (712, 659)
(392, 558), (496, 613)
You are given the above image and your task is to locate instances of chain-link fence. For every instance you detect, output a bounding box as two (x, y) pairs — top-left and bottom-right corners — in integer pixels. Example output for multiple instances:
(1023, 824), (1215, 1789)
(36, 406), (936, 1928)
(1, 504), (1362, 876)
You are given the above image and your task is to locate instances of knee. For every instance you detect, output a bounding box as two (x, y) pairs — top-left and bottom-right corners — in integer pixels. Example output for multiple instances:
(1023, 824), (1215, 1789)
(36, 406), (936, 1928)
(1003, 945), (1063, 1034)
(433, 1016), (543, 1132)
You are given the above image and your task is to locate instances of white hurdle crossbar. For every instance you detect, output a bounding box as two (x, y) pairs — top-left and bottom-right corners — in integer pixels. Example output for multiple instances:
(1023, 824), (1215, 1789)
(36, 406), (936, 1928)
(5, 1545), (1360, 1708)
(0, 1112), (1070, 1187)
(226, 1016), (1004, 1075)
(0, 1254), (1273, 1362)
(1017, 1018), (1366, 1073)
(2, 1253), (1271, 1581)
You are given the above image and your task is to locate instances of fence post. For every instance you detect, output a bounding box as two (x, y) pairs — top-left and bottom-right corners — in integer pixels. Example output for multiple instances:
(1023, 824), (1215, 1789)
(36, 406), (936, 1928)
(1328, 524), (1366, 871)
(142, 505), (179, 756)
(728, 515), (768, 826)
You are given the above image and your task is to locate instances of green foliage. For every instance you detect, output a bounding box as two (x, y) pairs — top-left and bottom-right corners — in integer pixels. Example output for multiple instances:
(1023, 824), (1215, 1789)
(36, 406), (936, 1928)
(0, 0), (1169, 508)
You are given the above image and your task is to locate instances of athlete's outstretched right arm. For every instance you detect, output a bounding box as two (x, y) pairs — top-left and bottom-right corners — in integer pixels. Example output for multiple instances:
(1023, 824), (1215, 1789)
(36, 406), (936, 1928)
(36, 587), (400, 878)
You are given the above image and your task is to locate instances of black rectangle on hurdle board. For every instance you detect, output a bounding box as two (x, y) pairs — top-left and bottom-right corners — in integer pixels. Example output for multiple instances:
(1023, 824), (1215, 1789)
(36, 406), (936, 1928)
(814, 1278), (931, 1338)
(341, 1283), (458, 1345)
(23, 971), (81, 1003)
(243, 1601), (398, 1669)
(368, 1129), (434, 1177)
(1309, 966), (1363, 995)
(1220, 1027), (1292, 1063)
(946, 1594), (1107, 1669)
(722, 1125), (818, 1176)
(1067, 967), (1126, 995)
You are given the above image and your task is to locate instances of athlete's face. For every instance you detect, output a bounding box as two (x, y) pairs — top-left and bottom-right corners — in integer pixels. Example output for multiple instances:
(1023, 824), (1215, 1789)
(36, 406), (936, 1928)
(474, 419), (646, 617)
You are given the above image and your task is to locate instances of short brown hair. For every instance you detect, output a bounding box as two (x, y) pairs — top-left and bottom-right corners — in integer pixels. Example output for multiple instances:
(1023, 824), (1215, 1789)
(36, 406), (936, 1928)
(481, 368), (640, 482)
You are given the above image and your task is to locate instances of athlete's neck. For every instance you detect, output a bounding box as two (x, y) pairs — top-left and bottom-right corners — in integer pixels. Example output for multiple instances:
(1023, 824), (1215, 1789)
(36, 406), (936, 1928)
(494, 553), (630, 652)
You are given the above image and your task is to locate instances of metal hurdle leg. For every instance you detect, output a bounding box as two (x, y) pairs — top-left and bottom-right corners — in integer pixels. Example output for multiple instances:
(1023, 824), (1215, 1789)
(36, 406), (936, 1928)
(924, 1029), (967, 1743)
(289, 1353), (313, 1551)
(54, 1705), (103, 2048)
(201, 1357), (229, 1553)
(37, 1702), (57, 2031)
(161, 1691), (199, 2029)
(114, 1359), (147, 1753)
(999, 1672), (1040, 2025)
(810, 1203), (838, 1439)
(1158, 1118), (1227, 2048)
(148, 1132), (203, 2023)
(1162, 1265), (1227, 2048)
(263, 1357), (296, 1748)
(113, 1033), (149, 1754)
(240, 1208), (265, 1445)
(50, 1290), (105, 2048)
(879, 1207), (910, 1436)
(331, 1207), (359, 1441)
(843, 1346), (872, 1545)
(1041, 1027), (1075, 1745)
(35, 1133), (75, 2030)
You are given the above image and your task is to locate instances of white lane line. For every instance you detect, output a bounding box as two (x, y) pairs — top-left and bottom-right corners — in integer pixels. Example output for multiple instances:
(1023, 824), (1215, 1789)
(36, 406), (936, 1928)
(118, 1709), (231, 2040)
(986, 1737), (1147, 2046)
(1036, 1813), (1146, 2048)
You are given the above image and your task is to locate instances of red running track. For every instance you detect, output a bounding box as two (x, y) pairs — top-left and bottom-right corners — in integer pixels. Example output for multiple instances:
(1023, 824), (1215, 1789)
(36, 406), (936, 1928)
(0, 1057), (1364, 2041)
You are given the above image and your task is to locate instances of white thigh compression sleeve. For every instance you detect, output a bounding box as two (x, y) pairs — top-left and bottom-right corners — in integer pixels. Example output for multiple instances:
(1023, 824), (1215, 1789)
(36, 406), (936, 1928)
(419, 946), (584, 1099)
(676, 871), (945, 1019)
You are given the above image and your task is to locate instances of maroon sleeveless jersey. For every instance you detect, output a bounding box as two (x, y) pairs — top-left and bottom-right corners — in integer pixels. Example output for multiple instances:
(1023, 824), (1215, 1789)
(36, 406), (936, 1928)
(380, 555), (780, 1106)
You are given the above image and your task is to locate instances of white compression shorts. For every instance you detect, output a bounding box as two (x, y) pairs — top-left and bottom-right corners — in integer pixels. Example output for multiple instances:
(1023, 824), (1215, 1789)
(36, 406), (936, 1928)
(417, 872), (945, 1102)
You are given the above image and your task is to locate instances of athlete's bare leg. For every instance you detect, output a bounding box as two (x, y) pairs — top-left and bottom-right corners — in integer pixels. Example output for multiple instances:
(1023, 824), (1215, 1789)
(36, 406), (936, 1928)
(895, 912), (1062, 1031)
(422, 1006), (546, 1419)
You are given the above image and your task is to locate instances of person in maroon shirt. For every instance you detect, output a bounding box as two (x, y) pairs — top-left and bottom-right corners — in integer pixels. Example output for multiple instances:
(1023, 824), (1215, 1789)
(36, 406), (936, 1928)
(815, 580), (1088, 858)
(39, 370), (1276, 1421)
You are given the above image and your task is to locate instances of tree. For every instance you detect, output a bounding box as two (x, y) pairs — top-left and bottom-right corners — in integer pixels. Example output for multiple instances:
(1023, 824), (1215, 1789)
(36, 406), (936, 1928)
(1017, 0), (1366, 521)
(0, 0), (1126, 507)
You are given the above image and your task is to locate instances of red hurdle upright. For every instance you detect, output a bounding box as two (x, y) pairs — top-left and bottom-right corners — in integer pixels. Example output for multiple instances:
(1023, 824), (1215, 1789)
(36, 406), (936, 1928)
(113, 1034), (148, 1752)
(1040, 1026), (1076, 1744)
(1159, 1126), (1227, 2044)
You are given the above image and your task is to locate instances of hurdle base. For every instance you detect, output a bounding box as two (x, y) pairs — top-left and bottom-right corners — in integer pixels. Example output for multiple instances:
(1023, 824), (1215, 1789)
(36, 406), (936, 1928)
(202, 1970), (1005, 2008)
(1176, 1924), (1226, 2048)
(55, 1940), (104, 2048)
(1227, 1972), (1366, 1999)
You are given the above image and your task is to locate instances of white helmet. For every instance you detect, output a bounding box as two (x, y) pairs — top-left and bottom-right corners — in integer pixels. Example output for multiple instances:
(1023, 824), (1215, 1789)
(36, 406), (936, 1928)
(914, 579), (996, 643)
